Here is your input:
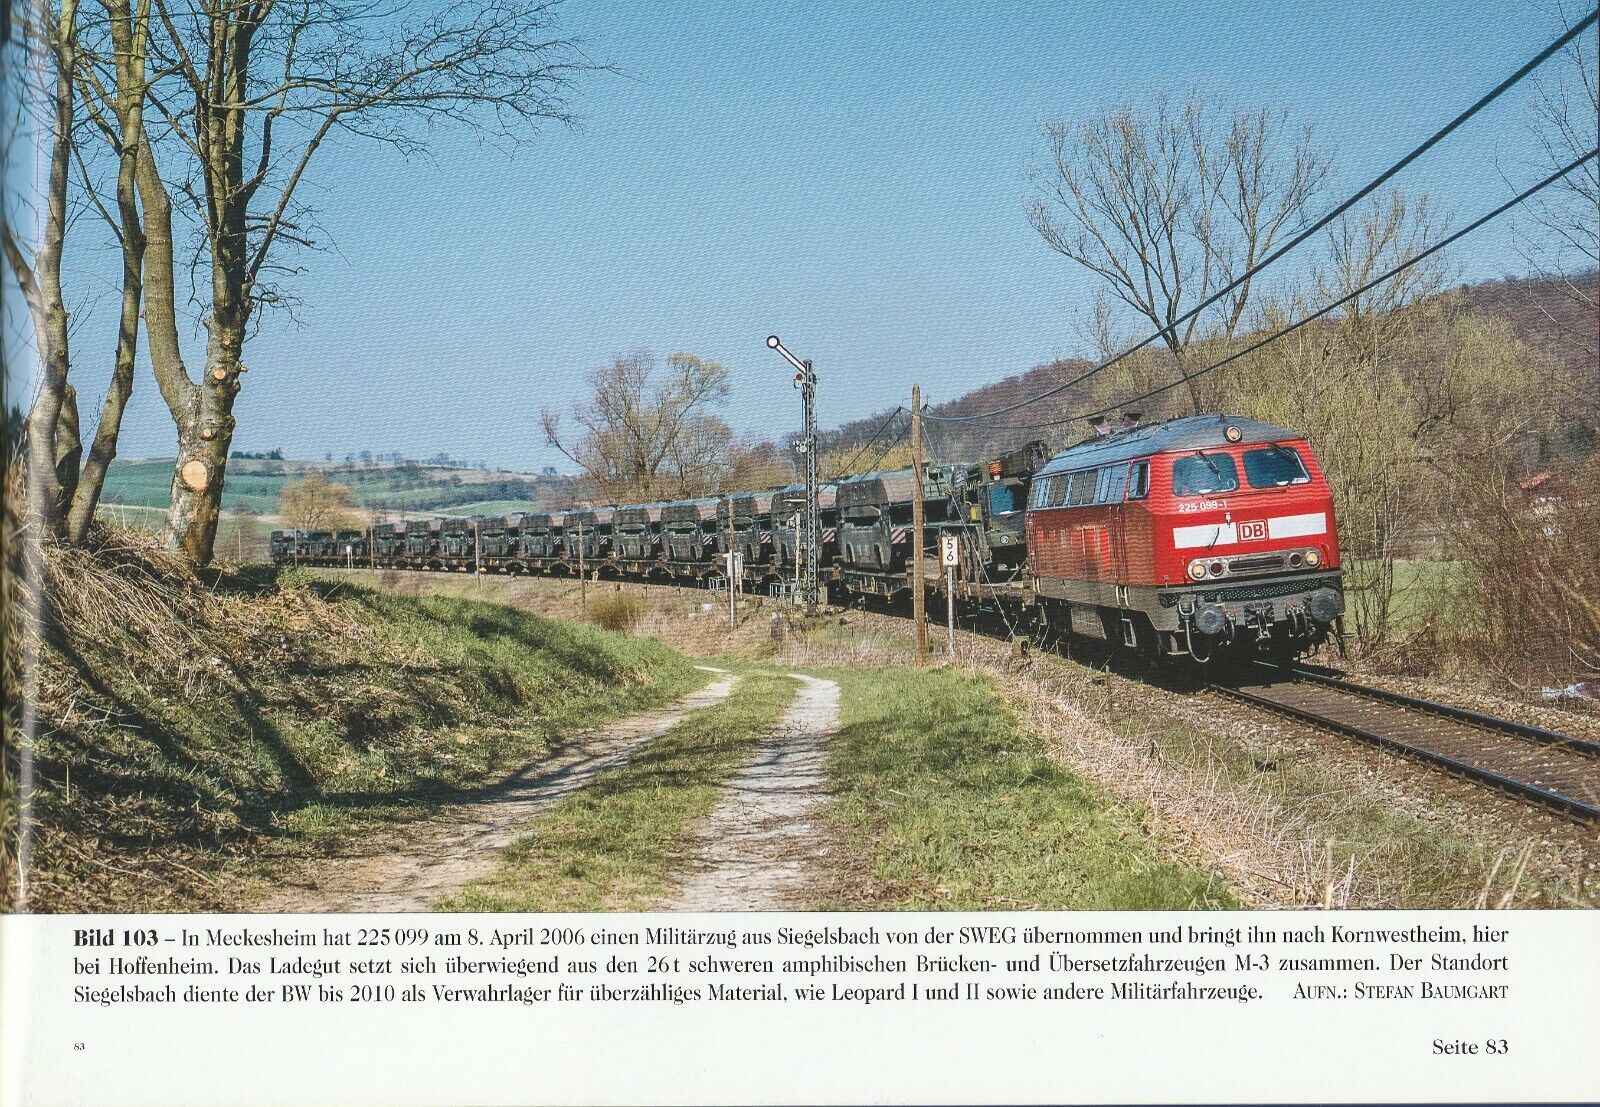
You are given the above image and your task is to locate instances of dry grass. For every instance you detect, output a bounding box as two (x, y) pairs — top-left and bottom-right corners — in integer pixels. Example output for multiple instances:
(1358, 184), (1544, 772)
(17, 530), (699, 912)
(781, 609), (1599, 910)
(587, 590), (646, 633)
(331, 570), (794, 659)
(442, 670), (798, 912)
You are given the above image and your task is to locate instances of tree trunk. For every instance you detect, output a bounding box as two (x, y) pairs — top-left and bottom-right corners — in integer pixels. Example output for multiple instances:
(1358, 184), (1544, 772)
(66, 0), (150, 543)
(65, 310), (139, 542)
(17, 0), (80, 535)
(164, 322), (243, 565)
(52, 384), (81, 509)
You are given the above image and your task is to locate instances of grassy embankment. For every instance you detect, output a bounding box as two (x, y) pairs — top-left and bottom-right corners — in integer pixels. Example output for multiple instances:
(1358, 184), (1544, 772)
(793, 614), (1592, 909)
(24, 535), (700, 912)
(823, 664), (1238, 910)
(327, 571), (1240, 909)
(1054, 668), (1588, 908)
(442, 669), (797, 911)
(314, 572), (1586, 908)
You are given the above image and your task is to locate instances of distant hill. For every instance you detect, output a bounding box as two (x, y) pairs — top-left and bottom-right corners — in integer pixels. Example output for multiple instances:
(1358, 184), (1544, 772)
(817, 271), (1599, 465)
(100, 457), (578, 519)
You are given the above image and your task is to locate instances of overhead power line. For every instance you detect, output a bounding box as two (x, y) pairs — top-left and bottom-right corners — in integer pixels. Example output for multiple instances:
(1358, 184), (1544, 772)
(830, 405), (906, 478)
(980, 147), (1599, 434)
(921, 8), (1600, 427)
(865, 418), (913, 473)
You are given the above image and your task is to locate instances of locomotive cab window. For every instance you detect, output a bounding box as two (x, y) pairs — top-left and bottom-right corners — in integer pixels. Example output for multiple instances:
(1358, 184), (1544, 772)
(1171, 452), (1239, 497)
(1099, 463), (1129, 504)
(1068, 469), (1097, 506)
(1126, 461), (1150, 500)
(1243, 445), (1311, 488)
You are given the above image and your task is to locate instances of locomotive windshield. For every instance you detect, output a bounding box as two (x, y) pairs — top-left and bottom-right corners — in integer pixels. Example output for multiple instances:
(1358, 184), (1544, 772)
(1243, 445), (1310, 488)
(1171, 452), (1240, 496)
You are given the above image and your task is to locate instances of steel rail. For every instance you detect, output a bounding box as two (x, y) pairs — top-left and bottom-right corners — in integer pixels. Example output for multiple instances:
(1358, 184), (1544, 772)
(1211, 683), (1600, 822)
(1277, 665), (1600, 759)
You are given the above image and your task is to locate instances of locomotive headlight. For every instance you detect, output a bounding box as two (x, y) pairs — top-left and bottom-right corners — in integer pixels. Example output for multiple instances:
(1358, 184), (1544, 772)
(1304, 548), (1322, 568)
(1188, 560), (1207, 580)
(1208, 560), (1225, 577)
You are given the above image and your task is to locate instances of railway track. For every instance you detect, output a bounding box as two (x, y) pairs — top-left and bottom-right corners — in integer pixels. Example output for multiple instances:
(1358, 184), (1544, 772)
(336, 566), (1600, 821)
(1213, 667), (1600, 822)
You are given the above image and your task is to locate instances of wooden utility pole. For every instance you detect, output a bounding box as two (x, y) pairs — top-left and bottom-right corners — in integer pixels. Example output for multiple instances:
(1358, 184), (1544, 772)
(726, 496), (737, 630)
(910, 383), (928, 665)
(577, 518), (587, 614)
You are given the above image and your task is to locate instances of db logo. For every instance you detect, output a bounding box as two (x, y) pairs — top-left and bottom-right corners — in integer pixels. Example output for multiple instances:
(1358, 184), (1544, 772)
(1238, 519), (1269, 542)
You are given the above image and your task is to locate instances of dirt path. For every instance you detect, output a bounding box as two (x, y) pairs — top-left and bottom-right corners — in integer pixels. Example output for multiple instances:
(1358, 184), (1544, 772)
(257, 668), (738, 912)
(665, 673), (842, 911)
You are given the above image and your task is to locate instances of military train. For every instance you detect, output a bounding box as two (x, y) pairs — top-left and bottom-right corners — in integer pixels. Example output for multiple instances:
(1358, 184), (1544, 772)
(272, 413), (1345, 662)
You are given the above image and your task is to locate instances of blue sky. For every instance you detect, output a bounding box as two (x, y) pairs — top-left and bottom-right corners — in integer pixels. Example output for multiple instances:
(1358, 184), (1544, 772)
(23, 0), (1588, 469)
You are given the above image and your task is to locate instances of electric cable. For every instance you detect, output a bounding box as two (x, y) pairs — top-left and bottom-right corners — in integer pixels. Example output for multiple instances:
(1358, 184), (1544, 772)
(920, 10), (1599, 426)
(979, 147), (1598, 432)
(829, 405), (906, 478)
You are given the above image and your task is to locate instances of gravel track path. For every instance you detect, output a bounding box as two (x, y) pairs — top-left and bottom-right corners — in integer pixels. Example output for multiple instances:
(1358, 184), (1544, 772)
(665, 674), (842, 911)
(257, 668), (738, 912)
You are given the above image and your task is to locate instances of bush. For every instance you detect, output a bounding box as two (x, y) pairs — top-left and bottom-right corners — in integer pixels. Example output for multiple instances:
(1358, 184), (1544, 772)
(588, 590), (645, 633)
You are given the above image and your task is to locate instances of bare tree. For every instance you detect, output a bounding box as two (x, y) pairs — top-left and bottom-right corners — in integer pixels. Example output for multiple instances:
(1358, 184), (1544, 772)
(1215, 191), (1449, 656)
(63, 0), (152, 541)
(2, 0), (81, 531)
(1512, 3), (1598, 371)
(1029, 90), (1329, 411)
(121, 0), (594, 564)
(2, 0), (154, 542)
(1316, 191), (1448, 352)
(542, 351), (739, 502)
(276, 468), (358, 530)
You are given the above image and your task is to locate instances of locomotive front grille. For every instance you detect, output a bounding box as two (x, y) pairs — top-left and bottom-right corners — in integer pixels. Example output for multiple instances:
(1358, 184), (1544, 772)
(1159, 575), (1342, 607)
(1225, 553), (1285, 576)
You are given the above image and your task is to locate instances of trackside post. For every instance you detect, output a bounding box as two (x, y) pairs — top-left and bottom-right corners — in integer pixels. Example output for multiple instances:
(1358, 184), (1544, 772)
(911, 383), (927, 665)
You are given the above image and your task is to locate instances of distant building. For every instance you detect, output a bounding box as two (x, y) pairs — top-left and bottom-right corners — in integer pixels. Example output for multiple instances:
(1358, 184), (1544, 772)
(1515, 471), (1564, 538)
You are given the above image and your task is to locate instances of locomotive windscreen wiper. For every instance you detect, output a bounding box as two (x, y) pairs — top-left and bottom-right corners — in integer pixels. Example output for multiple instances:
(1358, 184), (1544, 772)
(1192, 449), (1221, 475)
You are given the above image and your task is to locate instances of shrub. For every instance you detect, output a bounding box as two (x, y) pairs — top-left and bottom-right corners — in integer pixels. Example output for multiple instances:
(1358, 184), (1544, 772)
(588, 590), (645, 633)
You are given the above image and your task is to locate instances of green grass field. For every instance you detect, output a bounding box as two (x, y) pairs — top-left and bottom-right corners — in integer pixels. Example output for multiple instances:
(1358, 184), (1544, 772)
(823, 665), (1238, 910)
(99, 458), (567, 516)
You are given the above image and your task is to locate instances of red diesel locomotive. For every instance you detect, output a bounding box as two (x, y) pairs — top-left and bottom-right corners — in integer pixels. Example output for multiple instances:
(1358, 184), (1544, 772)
(1026, 413), (1344, 661)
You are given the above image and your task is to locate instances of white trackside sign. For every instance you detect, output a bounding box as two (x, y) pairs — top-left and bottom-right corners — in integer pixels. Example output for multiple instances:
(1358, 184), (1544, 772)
(940, 535), (960, 566)
(1173, 512), (1326, 550)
